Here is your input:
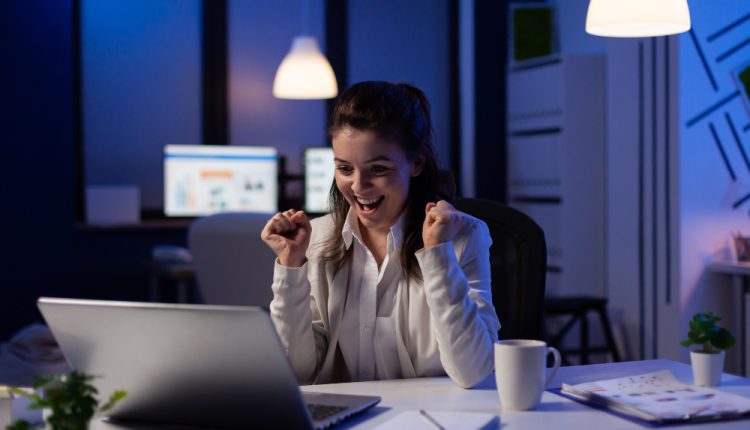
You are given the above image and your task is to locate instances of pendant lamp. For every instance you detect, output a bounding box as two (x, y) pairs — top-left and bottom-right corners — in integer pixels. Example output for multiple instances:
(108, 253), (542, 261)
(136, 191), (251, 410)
(585, 0), (691, 37)
(273, 35), (338, 99)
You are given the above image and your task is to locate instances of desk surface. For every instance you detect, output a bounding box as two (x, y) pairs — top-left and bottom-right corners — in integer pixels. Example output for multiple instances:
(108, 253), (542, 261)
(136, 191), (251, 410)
(92, 359), (750, 430)
(710, 260), (750, 275)
(300, 359), (750, 429)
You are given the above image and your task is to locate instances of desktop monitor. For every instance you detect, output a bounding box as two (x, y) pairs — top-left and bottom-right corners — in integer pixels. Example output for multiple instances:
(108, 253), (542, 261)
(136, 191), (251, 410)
(304, 147), (335, 214)
(164, 144), (278, 217)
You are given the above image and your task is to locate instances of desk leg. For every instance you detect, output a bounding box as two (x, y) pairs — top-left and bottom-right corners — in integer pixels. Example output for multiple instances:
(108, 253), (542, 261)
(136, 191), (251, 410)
(745, 291), (750, 377)
(149, 274), (159, 302)
(176, 280), (190, 303)
(733, 275), (746, 376)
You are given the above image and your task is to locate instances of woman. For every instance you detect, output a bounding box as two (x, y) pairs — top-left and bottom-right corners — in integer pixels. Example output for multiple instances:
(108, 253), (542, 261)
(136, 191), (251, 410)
(261, 81), (499, 388)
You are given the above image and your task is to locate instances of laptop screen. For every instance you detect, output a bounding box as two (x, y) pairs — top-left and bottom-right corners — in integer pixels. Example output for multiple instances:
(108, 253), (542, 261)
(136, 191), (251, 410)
(304, 147), (335, 214)
(164, 144), (278, 217)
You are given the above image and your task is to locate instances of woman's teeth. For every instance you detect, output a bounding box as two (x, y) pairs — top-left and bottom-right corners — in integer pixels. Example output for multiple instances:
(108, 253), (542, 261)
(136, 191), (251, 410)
(355, 196), (383, 211)
(356, 196), (381, 205)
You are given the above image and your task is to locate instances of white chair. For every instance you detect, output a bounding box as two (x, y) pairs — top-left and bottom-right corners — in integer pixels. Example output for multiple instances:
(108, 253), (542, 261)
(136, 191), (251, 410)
(188, 212), (276, 307)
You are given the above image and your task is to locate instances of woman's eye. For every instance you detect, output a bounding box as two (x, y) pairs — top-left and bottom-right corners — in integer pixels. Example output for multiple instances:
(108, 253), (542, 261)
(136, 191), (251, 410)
(370, 165), (390, 174)
(336, 165), (353, 175)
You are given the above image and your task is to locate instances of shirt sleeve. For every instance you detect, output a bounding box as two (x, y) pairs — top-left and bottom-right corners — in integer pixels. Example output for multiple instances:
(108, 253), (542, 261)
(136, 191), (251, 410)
(415, 220), (500, 388)
(268, 260), (328, 384)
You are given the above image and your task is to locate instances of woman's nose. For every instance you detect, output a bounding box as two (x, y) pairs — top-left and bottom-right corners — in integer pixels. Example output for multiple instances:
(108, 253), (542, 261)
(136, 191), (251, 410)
(351, 171), (371, 192)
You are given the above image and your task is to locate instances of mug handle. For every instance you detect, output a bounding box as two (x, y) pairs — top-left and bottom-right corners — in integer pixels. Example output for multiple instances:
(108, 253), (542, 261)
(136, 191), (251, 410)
(544, 346), (562, 388)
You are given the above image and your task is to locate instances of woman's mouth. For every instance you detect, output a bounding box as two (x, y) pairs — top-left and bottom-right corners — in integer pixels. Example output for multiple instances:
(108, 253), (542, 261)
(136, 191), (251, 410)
(355, 195), (384, 213)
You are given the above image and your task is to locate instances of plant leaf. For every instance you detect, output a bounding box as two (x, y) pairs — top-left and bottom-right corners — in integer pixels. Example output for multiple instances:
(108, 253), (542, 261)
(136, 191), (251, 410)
(712, 328), (737, 350)
(99, 390), (127, 413)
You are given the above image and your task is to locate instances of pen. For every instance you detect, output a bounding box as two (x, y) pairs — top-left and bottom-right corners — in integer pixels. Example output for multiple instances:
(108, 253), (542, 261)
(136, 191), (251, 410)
(419, 409), (446, 430)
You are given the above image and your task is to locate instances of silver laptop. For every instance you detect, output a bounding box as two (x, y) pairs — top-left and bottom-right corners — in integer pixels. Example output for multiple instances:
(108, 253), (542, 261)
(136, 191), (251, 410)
(38, 297), (380, 429)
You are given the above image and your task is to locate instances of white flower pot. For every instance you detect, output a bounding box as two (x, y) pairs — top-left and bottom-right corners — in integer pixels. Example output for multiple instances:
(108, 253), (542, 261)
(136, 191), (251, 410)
(690, 350), (725, 387)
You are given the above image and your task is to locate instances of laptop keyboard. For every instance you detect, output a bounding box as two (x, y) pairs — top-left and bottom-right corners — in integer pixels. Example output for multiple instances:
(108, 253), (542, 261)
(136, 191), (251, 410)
(307, 403), (348, 421)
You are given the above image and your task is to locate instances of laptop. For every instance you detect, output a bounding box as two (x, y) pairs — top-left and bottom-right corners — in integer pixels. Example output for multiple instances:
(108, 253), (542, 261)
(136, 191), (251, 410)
(37, 297), (380, 429)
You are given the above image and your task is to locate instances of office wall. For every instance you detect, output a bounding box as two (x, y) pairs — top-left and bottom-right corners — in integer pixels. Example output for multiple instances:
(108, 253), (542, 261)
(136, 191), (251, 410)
(228, 0), (328, 177)
(679, 0), (750, 369)
(82, 0), (202, 211)
(348, 0), (453, 169)
(1, 0), (193, 341)
(1, 0), (78, 340)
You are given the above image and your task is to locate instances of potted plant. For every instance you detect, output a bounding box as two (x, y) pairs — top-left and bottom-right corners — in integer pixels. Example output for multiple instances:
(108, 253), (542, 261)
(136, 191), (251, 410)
(6, 371), (126, 430)
(680, 312), (736, 387)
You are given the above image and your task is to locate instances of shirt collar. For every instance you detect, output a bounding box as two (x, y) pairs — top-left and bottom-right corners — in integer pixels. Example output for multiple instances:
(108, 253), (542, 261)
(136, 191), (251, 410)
(341, 208), (407, 253)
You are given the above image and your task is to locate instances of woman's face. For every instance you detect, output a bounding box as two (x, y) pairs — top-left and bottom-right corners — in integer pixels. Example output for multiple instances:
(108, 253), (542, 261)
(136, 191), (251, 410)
(332, 129), (422, 233)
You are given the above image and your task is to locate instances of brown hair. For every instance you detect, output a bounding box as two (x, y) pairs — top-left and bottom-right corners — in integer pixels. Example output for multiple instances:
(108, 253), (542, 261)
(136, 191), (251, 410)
(320, 81), (454, 280)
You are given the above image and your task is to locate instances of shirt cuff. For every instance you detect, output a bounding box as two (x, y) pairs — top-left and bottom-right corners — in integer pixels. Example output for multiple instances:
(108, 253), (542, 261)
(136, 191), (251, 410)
(415, 241), (458, 281)
(272, 259), (309, 294)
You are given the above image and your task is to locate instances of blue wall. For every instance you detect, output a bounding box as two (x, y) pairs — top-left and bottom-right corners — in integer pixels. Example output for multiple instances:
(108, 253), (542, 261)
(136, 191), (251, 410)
(83, 0), (202, 210)
(348, 0), (452, 166)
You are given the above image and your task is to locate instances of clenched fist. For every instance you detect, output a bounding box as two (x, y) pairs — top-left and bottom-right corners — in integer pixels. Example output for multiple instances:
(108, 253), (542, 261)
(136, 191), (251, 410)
(261, 209), (312, 267)
(422, 200), (466, 249)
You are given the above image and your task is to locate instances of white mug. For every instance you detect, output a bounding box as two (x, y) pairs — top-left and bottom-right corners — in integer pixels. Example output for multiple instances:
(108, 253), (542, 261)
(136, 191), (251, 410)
(494, 339), (561, 411)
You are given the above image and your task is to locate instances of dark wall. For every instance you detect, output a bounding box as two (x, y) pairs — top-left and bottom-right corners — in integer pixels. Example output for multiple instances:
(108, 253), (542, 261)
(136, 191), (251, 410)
(1, 0), (78, 340)
(0, 0), (186, 341)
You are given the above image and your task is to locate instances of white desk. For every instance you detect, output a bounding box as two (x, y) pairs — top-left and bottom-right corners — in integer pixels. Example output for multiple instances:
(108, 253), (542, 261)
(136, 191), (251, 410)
(91, 359), (750, 430)
(709, 260), (750, 376)
(300, 359), (750, 429)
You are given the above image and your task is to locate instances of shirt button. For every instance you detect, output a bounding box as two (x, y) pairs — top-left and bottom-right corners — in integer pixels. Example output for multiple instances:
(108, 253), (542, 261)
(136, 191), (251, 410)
(363, 325), (371, 332)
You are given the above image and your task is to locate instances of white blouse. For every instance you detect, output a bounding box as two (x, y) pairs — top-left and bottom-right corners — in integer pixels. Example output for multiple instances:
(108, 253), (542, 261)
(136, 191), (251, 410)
(269, 209), (500, 388)
(338, 210), (405, 381)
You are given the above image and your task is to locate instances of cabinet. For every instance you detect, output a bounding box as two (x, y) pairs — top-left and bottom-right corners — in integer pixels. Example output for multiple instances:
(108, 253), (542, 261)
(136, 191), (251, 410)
(506, 54), (605, 298)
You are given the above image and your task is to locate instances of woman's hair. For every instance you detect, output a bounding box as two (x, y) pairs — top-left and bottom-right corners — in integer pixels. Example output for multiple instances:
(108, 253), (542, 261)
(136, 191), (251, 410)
(319, 81), (455, 280)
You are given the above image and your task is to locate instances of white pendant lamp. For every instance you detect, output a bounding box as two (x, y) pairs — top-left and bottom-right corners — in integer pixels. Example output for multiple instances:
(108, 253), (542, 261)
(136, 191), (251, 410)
(273, 35), (338, 99)
(586, 0), (691, 37)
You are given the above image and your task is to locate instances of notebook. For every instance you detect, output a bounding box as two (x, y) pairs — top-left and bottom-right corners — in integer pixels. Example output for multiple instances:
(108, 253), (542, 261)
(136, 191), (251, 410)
(374, 410), (499, 430)
(37, 297), (380, 429)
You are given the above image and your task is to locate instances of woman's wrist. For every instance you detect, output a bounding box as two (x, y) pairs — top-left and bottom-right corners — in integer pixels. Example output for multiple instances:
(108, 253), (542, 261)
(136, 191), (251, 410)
(278, 256), (306, 267)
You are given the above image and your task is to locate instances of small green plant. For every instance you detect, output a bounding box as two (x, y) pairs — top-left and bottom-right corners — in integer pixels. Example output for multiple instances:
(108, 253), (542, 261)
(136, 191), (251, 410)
(680, 312), (736, 354)
(6, 371), (126, 430)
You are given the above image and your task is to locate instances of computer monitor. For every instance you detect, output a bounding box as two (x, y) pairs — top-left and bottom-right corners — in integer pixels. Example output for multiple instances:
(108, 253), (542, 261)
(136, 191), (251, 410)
(304, 147), (335, 214)
(164, 144), (278, 217)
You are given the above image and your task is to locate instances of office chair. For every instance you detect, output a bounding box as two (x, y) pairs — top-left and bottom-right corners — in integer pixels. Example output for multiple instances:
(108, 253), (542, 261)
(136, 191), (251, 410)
(454, 198), (547, 340)
(188, 212), (276, 307)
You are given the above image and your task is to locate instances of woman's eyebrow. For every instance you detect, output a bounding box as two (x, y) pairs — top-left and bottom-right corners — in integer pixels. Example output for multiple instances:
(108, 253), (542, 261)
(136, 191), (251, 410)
(333, 156), (393, 163)
(365, 156), (392, 163)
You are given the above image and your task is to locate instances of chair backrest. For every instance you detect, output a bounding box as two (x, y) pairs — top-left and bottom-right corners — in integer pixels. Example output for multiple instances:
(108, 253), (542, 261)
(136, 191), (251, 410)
(454, 198), (547, 340)
(188, 212), (276, 307)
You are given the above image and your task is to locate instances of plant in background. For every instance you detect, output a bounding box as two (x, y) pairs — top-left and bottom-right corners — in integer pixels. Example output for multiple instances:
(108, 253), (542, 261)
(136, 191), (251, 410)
(6, 371), (126, 430)
(680, 312), (736, 354)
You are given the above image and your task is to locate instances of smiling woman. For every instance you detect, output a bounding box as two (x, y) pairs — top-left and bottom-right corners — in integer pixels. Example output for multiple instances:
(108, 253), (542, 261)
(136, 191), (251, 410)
(260, 81), (500, 389)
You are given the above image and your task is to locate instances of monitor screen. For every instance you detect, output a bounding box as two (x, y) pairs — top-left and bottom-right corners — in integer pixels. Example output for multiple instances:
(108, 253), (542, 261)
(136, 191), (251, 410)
(304, 147), (335, 214)
(164, 145), (278, 217)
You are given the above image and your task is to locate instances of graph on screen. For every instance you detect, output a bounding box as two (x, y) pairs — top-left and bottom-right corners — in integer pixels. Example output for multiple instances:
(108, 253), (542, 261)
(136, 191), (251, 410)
(164, 145), (278, 216)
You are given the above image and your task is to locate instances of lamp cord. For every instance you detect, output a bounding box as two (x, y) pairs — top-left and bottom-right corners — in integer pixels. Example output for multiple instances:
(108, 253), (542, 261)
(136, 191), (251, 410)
(301, 0), (310, 35)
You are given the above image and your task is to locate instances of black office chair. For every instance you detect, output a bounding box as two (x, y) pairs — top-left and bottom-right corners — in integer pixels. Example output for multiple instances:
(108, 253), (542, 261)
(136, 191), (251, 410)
(454, 198), (547, 340)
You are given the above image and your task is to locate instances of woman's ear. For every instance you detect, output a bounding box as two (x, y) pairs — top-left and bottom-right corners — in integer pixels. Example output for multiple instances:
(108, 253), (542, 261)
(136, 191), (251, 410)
(411, 155), (425, 177)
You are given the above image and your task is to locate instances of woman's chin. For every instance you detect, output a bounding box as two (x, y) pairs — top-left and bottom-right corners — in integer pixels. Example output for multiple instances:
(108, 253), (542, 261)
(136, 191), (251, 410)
(356, 210), (392, 232)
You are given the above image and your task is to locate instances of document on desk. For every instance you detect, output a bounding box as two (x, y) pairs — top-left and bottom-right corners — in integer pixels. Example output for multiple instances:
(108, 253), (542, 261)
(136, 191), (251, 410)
(373, 410), (498, 430)
(559, 370), (750, 424)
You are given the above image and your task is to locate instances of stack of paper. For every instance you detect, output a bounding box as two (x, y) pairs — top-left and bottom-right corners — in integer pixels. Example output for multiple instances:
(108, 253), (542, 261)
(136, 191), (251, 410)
(561, 370), (750, 423)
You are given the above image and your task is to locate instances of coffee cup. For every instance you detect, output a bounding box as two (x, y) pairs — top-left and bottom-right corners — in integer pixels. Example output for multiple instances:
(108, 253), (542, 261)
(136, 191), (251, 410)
(494, 339), (561, 411)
